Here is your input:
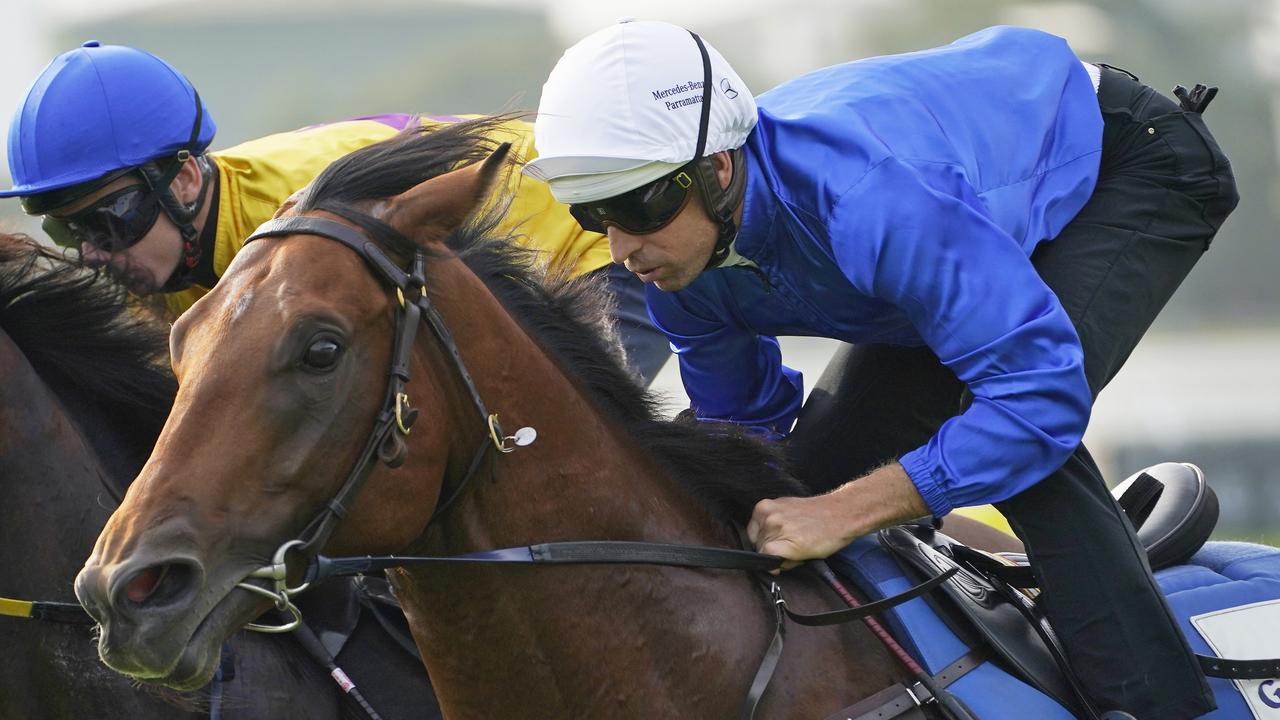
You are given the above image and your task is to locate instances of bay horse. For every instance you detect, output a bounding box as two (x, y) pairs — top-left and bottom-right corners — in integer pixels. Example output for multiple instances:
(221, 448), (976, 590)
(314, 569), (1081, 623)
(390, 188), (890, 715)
(0, 234), (438, 719)
(75, 119), (916, 717)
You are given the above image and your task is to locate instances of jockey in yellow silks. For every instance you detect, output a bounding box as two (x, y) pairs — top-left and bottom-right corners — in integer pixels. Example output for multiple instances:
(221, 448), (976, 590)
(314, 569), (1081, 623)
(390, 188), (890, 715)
(0, 43), (669, 383)
(163, 113), (612, 316)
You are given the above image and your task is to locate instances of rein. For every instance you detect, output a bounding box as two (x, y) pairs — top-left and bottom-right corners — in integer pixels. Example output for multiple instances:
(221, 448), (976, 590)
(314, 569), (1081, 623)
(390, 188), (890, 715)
(0, 475), (121, 626)
(296, 539), (957, 627)
(0, 598), (92, 624)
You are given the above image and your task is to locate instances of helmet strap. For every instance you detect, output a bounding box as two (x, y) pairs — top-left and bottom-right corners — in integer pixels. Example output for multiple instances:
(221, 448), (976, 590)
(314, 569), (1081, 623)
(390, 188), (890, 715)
(687, 32), (746, 271)
(139, 153), (215, 292)
(694, 148), (747, 270)
(149, 87), (212, 292)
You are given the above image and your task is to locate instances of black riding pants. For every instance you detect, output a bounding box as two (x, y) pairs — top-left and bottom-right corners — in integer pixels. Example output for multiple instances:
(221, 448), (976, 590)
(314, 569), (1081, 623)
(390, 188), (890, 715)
(787, 66), (1238, 718)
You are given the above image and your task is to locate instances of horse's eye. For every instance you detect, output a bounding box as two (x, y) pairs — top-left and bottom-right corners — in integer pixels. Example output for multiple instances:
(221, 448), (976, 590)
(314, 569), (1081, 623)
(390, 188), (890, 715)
(303, 337), (342, 371)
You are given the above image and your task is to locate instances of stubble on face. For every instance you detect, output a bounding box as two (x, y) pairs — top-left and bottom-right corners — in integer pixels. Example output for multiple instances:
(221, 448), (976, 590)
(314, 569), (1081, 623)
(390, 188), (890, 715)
(82, 250), (163, 294)
(617, 199), (720, 293)
(47, 178), (166, 294)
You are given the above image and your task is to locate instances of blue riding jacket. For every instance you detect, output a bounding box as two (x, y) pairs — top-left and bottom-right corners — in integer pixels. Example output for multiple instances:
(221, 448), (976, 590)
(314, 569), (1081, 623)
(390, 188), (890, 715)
(646, 26), (1104, 515)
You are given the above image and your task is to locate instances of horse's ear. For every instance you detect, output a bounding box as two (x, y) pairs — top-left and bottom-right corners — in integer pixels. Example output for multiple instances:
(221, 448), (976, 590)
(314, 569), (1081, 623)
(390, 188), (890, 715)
(385, 143), (512, 244)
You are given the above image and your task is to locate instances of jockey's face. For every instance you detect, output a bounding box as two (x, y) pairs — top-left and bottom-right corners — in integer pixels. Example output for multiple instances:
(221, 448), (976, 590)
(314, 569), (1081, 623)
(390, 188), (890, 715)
(44, 157), (204, 294)
(605, 151), (737, 292)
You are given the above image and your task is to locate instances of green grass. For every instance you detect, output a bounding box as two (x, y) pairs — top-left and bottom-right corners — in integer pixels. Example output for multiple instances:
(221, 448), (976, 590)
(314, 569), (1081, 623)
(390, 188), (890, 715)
(1210, 531), (1280, 547)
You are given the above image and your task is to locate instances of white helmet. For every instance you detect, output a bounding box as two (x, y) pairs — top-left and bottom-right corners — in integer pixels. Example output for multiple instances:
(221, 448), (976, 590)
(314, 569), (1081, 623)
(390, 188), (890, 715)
(525, 19), (757, 204)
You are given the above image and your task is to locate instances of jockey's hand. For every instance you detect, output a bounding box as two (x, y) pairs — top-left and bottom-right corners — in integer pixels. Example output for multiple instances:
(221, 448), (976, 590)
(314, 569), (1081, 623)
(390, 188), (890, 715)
(747, 462), (930, 573)
(748, 494), (858, 572)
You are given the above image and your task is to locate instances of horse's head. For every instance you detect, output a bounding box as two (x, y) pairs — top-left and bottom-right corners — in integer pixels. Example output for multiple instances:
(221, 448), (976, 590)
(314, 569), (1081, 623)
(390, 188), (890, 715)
(75, 124), (514, 688)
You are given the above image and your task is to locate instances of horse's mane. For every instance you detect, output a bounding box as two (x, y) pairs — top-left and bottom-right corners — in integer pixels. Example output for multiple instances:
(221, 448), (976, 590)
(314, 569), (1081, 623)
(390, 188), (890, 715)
(299, 116), (806, 524)
(0, 233), (176, 459)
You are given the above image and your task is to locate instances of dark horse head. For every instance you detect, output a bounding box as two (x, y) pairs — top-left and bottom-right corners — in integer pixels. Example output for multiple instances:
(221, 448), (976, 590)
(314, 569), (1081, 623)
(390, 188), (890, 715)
(0, 234), (182, 716)
(0, 234), (442, 718)
(0, 235), (175, 480)
(77, 119), (905, 716)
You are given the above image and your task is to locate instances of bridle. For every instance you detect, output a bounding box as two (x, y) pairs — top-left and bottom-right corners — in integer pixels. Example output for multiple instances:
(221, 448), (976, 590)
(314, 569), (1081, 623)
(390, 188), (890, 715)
(234, 213), (535, 631)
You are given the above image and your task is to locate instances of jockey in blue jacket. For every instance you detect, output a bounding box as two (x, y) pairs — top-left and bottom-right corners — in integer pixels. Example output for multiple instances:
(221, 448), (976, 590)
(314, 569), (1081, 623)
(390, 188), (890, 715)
(526, 20), (1237, 718)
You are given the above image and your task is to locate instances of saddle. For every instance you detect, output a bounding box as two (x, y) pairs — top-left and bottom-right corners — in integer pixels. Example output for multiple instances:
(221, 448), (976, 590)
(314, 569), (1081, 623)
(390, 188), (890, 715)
(876, 461), (1230, 717)
(1112, 461), (1218, 571)
(881, 526), (1086, 713)
(990, 461), (1218, 573)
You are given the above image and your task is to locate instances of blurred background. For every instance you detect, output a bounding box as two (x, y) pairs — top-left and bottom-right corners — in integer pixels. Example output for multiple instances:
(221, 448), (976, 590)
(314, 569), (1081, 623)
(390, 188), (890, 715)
(1, 0), (1276, 541)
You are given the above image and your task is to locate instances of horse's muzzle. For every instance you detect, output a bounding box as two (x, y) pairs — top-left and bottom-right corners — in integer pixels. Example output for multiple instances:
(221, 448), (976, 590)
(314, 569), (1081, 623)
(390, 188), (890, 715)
(75, 551), (211, 680)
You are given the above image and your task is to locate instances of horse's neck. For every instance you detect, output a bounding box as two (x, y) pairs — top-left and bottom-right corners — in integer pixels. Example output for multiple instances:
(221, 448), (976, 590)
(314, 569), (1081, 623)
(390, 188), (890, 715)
(0, 330), (118, 598)
(393, 264), (778, 714)
(427, 262), (730, 550)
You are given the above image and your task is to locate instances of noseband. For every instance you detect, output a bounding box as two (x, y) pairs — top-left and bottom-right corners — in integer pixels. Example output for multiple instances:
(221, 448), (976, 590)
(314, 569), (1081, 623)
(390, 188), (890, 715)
(235, 214), (534, 631)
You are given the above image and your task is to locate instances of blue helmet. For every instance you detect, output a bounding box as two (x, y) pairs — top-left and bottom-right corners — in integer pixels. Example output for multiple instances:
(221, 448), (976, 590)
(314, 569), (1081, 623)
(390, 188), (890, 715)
(0, 41), (216, 204)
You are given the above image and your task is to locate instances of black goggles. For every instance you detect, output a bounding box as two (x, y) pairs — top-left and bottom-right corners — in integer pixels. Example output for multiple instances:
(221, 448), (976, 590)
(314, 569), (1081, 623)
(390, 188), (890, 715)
(569, 164), (697, 235)
(41, 183), (163, 252)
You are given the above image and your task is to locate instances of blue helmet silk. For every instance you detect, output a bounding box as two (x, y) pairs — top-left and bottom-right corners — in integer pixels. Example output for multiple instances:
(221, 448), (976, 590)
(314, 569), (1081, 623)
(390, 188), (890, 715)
(0, 41), (215, 199)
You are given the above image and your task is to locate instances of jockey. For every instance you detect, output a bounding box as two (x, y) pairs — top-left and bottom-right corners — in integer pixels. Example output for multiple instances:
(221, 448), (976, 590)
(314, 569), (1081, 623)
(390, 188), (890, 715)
(526, 19), (1237, 718)
(0, 41), (670, 384)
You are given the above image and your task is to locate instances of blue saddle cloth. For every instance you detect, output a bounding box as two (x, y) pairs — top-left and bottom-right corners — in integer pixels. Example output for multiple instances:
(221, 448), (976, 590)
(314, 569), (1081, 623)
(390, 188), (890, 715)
(1158, 542), (1280, 719)
(829, 538), (1280, 719)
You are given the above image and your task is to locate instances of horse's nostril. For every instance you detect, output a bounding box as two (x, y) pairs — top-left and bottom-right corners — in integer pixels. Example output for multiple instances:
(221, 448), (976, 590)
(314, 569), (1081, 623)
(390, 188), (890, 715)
(119, 562), (198, 609)
(124, 566), (163, 604)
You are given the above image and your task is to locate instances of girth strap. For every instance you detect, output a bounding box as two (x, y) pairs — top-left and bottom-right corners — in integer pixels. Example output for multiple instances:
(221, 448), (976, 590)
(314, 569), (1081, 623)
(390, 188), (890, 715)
(823, 650), (988, 720)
